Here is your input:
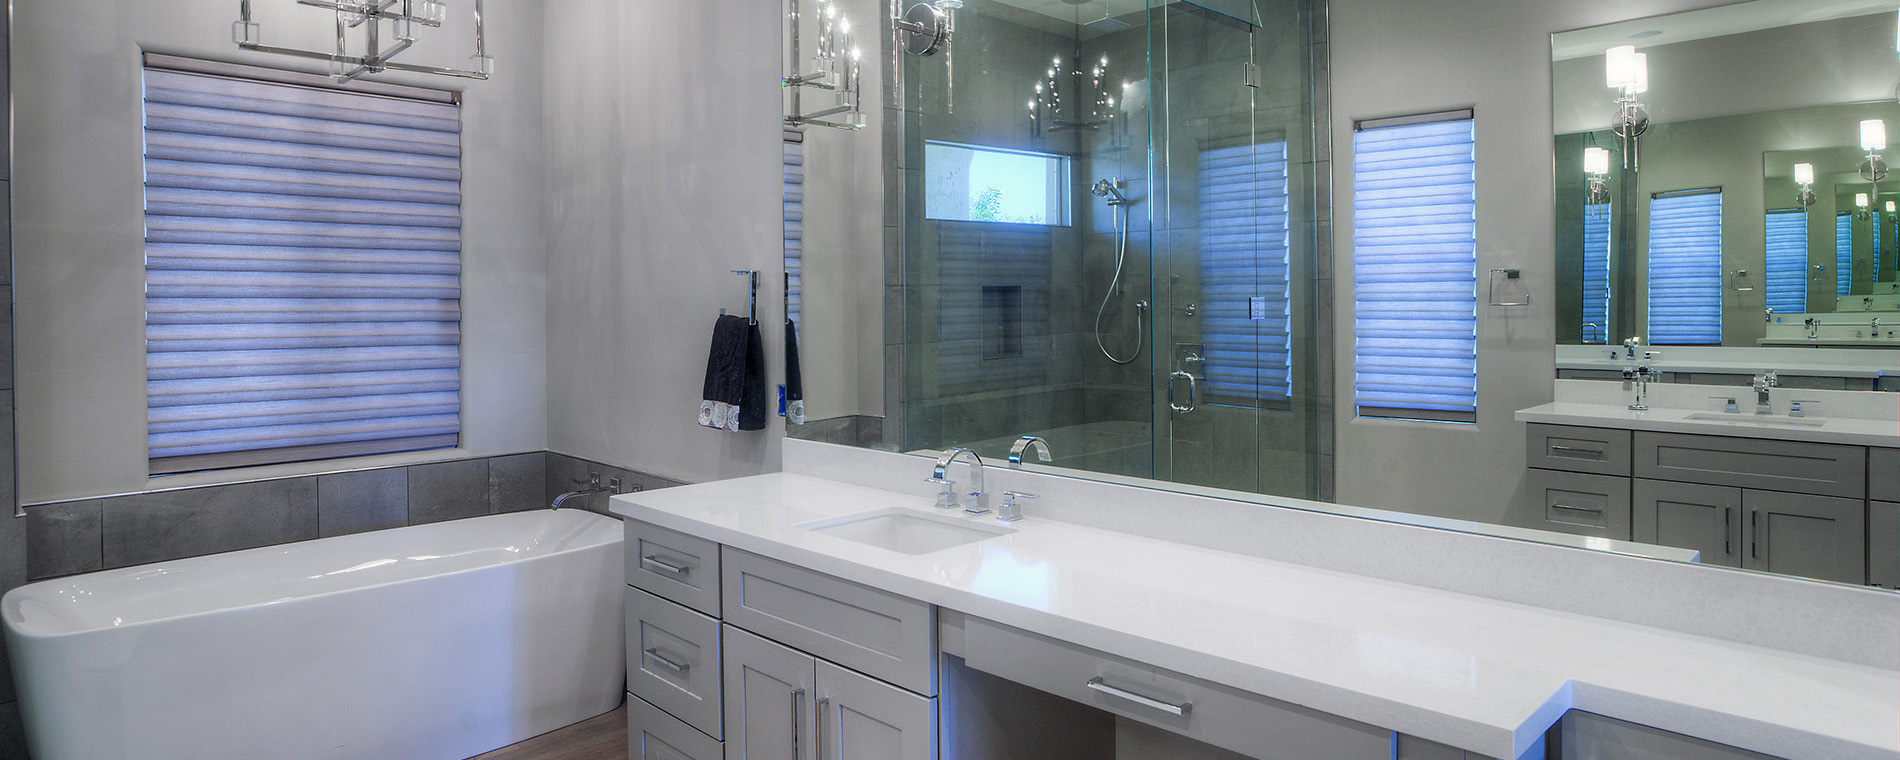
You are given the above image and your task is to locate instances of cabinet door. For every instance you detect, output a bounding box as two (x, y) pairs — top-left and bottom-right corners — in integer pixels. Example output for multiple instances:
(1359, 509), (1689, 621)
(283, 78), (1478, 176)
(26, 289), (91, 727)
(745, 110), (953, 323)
(630, 694), (724, 760)
(815, 660), (936, 760)
(1872, 501), (1900, 589)
(1633, 479), (1741, 567)
(1743, 490), (1867, 584)
(723, 625), (817, 760)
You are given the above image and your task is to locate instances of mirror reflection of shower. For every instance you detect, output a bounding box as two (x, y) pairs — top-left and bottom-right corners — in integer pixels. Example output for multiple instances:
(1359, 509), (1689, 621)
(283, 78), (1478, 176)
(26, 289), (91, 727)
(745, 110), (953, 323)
(1092, 178), (1147, 364)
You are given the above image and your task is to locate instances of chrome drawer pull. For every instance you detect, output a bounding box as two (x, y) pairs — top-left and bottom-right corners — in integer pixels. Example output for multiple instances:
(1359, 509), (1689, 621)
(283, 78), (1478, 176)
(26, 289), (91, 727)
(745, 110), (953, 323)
(1551, 504), (1605, 514)
(1086, 676), (1191, 717)
(642, 647), (690, 673)
(641, 555), (690, 576)
(1548, 445), (1602, 456)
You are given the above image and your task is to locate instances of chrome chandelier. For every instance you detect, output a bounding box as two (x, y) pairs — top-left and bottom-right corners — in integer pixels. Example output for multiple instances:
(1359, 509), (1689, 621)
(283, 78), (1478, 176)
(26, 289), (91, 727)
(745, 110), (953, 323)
(233, 0), (493, 83)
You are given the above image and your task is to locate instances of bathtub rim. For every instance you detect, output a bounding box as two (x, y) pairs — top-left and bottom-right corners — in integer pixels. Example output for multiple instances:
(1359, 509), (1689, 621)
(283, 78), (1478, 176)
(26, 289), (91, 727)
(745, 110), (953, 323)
(2, 508), (625, 641)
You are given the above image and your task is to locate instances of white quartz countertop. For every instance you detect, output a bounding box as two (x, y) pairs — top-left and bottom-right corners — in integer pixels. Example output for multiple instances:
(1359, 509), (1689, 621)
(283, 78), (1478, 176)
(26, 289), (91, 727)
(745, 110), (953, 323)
(1516, 401), (1900, 447)
(612, 473), (1900, 760)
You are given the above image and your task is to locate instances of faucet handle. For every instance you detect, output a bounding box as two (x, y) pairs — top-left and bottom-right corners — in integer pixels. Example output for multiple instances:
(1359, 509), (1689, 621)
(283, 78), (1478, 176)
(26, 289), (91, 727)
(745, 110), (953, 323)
(997, 491), (1038, 522)
(1789, 399), (1821, 418)
(924, 477), (959, 509)
(1706, 396), (1739, 414)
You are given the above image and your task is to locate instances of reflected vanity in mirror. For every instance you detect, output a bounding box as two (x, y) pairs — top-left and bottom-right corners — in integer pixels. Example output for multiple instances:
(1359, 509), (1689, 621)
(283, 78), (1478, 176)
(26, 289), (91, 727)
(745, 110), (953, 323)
(1552, 0), (1900, 390)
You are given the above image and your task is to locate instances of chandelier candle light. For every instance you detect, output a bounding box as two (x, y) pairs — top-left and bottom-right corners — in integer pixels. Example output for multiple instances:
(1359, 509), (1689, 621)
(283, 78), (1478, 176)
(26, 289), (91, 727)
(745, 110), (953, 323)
(784, 0), (866, 130)
(232, 0), (492, 82)
(1605, 45), (1649, 171)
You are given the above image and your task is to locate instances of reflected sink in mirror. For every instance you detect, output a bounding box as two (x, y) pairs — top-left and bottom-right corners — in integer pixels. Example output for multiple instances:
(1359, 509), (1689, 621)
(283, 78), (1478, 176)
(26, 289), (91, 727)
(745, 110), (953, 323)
(1682, 413), (1827, 428)
(802, 508), (1016, 555)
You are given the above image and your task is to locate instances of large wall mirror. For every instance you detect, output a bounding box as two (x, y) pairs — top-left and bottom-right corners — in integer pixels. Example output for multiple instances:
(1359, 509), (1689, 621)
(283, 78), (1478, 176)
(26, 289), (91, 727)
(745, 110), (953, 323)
(1552, 0), (1900, 387)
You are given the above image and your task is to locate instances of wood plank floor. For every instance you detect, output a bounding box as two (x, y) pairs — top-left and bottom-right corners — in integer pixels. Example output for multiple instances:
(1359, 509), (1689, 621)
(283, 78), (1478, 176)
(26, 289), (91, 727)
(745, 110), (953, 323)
(469, 704), (627, 760)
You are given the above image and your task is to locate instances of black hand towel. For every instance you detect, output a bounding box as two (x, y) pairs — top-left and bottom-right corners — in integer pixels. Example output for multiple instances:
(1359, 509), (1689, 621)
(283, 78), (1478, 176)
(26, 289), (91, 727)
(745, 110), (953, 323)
(784, 318), (805, 424)
(737, 319), (768, 431)
(699, 314), (751, 431)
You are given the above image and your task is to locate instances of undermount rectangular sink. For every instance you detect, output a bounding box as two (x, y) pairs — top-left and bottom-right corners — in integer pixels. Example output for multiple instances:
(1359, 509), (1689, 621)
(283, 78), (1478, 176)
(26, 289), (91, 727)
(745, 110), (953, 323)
(801, 508), (1015, 555)
(1682, 412), (1826, 428)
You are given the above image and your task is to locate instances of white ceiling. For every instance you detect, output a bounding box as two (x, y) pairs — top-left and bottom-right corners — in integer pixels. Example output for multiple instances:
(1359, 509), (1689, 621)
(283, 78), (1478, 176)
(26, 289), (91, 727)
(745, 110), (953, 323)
(1551, 0), (1900, 61)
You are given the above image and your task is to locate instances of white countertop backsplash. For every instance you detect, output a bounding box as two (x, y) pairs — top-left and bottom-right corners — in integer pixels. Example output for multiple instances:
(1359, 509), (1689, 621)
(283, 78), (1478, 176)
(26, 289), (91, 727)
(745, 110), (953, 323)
(610, 439), (1900, 760)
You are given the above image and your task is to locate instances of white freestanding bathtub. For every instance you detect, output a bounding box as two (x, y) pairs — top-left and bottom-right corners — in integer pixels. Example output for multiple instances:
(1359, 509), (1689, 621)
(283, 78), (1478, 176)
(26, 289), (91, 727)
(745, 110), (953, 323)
(2, 508), (626, 760)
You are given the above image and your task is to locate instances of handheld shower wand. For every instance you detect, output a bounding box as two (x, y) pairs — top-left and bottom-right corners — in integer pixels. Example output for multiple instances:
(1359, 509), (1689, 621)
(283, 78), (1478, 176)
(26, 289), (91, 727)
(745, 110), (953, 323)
(1091, 178), (1146, 364)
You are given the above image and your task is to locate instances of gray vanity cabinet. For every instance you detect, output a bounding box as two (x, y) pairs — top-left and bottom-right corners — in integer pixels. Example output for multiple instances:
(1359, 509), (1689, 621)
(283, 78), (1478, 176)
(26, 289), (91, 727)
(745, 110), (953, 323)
(721, 622), (938, 760)
(1520, 424), (1633, 539)
(1633, 479), (1867, 583)
(1633, 480), (1741, 568)
(1872, 501), (1900, 589)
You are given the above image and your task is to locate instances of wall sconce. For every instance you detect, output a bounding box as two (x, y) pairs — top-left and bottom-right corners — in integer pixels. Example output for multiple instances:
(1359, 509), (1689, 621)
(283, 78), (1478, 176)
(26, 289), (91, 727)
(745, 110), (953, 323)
(233, 0), (491, 82)
(893, 0), (963, 111)
(1856, 192), (1871, 221)
(1583, 146), (1611, 211)
(1794, 162), (1817, 208)
(1862, 119), (1888, 183)
(785, 0), (865, 130)
(1605, 45), (1649, 171)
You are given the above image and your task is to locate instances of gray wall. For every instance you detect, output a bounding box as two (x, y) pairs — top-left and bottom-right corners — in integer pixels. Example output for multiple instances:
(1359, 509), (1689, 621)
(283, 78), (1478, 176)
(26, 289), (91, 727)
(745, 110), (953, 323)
(11, 0), (552, 506)
(1328, 0), (1744, 525)
(541, 0), (785, 484)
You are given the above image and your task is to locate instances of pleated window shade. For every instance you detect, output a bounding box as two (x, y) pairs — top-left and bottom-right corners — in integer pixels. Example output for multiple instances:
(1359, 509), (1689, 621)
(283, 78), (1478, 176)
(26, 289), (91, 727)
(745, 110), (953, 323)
(142, 63), (463, 474)
(1198, 139), (1292, 405)
(1351, 112), (1477, 423)
(784, 130), (805, 328)
(1581, 203), (1611, 343)
(1645, 190), (1722, 345)
(1764, 210), (1807, 315)
(1836, 212), (1853, 297)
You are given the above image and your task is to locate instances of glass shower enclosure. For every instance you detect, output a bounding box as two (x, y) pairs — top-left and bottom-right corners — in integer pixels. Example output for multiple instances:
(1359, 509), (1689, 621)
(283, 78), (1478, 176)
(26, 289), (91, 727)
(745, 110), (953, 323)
(894, 0), (1327, 500)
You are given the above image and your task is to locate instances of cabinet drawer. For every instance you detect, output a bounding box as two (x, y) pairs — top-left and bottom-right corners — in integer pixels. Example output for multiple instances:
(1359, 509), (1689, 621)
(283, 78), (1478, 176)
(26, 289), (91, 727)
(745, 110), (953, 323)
(1634, 432), (1866, 498)
(1527, 424), (1631, 476)
(1871, 501), (1900, 590)
(627, 587), (724, 739)
(627, 519), (721, 616)
(960, 616), (1390, 760)
(1560, 711), (1774, 760)
(1523, 469), (1631, 540)
(722, 548), (936, 695)
(1872, 449), (1900, 502)
(629, 693), (722, 760)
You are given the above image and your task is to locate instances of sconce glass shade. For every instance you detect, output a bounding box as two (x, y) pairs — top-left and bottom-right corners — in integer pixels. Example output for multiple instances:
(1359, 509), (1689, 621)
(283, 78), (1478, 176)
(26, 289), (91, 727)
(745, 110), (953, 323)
(1583, 147), (1610, 176)
(1605, 45), (1641, 90)
(1863, 119), (1888, 151)
(1794, 162), (1815, 186)
(1858, 192), (1870, 208)
(1888, 201), (1896, 214)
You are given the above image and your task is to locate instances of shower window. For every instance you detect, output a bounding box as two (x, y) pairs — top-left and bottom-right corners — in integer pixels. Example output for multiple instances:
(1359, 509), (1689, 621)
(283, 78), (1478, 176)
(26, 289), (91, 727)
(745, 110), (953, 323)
(1199, 139), (1292, 405)
(141, 59), (463, 474)
(924, 141), (1072, 226)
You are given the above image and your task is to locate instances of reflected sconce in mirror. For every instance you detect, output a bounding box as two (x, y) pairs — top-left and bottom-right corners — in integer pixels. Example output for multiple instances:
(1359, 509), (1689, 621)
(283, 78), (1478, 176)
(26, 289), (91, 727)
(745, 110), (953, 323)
(785, 0), (866, 130)
(1029, 54), (1119, 138)
(231, 0), (491, 82)
(1856, 192), (1871, 221)
(1583, 146), (1611, 209)
(1605, 45), (1649, 171)
(1861, 119), (1888, 183)
(1794, 162), (1817, 208)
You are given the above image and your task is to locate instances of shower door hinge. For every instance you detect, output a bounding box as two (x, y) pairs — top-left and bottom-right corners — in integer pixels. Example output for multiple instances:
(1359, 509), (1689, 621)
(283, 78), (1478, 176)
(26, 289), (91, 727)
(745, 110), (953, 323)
(1244, 63), (1261, 89)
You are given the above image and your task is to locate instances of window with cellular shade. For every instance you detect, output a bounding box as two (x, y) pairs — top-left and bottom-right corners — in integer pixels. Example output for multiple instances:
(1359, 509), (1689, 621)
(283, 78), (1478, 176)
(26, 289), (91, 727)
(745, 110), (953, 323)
(1198, 139), (1291, 405)
(1837, 212), (1853, 297)
(1645, 189), (1722, 345)
(1764, 209), (1806, 315)
(1581, 202), (1611, 343)
(1351, 111), (1477, 423)
(142, 61), (462, 474)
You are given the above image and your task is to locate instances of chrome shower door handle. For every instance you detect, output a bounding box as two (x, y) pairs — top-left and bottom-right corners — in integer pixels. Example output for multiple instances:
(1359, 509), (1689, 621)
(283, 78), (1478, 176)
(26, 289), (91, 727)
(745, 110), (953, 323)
(1168, 371), (1197, 413)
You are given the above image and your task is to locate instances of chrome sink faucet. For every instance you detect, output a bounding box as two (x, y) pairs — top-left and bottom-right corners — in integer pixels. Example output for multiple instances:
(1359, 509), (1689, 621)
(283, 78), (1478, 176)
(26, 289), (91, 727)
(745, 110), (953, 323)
(933, 447), (989, 514)
(1751, 371), (1778, 415)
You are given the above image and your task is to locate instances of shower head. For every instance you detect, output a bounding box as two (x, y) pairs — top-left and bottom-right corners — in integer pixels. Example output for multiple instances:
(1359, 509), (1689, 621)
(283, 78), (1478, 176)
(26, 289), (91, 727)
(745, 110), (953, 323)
(1084, 16), (1133, 32)
(1091, 179), (1130, 206)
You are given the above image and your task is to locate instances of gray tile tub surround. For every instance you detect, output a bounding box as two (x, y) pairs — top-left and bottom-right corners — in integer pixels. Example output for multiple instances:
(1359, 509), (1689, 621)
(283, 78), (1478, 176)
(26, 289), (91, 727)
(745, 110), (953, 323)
(544, 451), (687, 515)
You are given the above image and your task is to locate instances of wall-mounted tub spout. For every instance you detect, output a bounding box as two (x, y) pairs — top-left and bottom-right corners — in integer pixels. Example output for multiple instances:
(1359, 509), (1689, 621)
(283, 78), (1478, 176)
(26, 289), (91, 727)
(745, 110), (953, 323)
(551, 473), (630, 509)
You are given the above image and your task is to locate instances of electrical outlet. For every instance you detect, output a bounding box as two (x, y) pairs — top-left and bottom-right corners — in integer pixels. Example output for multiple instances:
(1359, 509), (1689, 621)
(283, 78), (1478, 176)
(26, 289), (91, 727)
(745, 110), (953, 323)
(609, 477), (623, 494)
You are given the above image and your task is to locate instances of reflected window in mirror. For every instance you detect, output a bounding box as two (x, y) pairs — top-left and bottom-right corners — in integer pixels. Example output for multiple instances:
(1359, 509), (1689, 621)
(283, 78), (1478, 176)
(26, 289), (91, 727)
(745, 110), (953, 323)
(1837, 212), (1854, 297)
(1764, 209), (1807, 315)
(1199, 139), (1293, 407)
(1645, 189), (1722, 345)
(1581, 201), (1612, 344)
(1351, 111), (1478, 423)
